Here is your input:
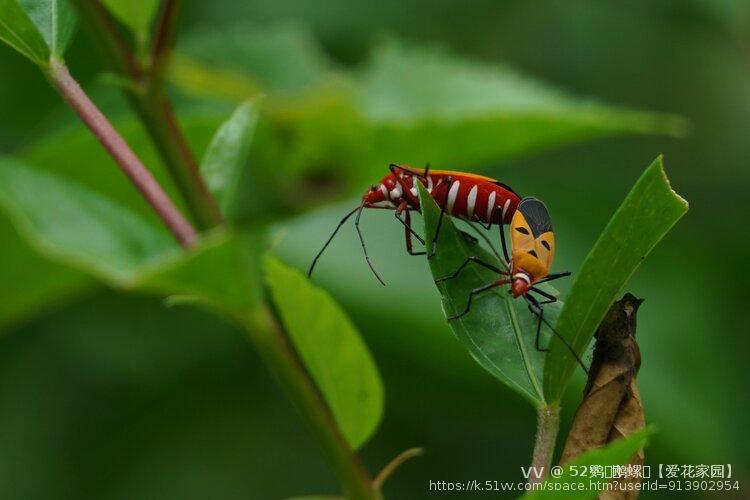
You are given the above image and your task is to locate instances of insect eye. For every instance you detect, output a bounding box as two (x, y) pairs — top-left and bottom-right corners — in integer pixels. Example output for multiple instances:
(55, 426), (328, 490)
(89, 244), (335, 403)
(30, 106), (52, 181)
(528, 250), (538, 257)
(541, 240), (551, 250)
(515, 227), (530, 235)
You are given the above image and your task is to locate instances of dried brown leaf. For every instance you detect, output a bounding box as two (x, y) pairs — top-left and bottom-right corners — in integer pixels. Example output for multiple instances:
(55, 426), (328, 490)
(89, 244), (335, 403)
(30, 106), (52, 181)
(561, 293), (646, 499)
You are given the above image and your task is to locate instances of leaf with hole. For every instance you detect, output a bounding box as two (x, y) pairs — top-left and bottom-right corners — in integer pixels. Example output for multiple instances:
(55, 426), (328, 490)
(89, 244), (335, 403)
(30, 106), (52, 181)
(544, 157), (688, 403)
(264, 256), (384, 449)
(419, 183), (562, 408)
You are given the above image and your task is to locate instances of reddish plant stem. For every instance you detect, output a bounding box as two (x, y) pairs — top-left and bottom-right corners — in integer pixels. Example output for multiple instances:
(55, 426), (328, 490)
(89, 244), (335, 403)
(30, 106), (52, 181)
(48, 58), (196, 247)
(70, 0), (223, 230)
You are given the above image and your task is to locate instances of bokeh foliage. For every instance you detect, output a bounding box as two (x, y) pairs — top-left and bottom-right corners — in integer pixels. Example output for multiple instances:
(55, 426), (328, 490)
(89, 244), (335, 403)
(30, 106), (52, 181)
(0, 0), (747, 498)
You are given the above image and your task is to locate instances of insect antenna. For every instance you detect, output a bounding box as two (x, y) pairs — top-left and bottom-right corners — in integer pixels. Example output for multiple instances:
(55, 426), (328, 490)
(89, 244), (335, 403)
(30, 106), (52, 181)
(307, 205), (360, 279)
(354, 203), (386, 286)
(535, 310), (589, 374)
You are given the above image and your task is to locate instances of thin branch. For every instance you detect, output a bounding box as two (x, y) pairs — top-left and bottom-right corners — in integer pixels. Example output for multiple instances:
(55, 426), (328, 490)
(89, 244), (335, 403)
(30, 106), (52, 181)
(70, 0), (224, 230)
(374, 448), (424, 490)
(247, 307), (381, 500)
(528, 405), (560, 486)
(47, 59), (196, 247)
(149, 0), (183, 96)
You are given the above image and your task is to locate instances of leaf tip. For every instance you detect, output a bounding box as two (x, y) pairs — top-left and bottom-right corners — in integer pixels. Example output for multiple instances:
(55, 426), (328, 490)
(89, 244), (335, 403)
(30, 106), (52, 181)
(652, 155), (689, 211)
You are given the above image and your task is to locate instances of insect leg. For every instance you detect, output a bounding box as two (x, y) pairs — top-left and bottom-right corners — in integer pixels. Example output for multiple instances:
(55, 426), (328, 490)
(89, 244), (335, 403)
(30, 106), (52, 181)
(435, 256), (507, 283)
(354, 204), (386, 286)
(308, 206), (360, 278)
(429, 176), (453, 259)
(389, 163), (427, 180)
(473, 205), (510, 263)
(524, 294), (588, 374)
(397, 209), (427, 256)
(447, 279), (509, 320)
(534, 271), (571, 285)
(528, 286), (557, 305)
(389, 164), (421, 206)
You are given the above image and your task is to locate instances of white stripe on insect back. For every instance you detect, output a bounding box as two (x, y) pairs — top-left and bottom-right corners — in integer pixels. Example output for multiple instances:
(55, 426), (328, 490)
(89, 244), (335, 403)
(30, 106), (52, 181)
(379, 184), (388, 198)
(486, 191), (497, 221)
(446, 181), (460, 213)
(426, 176), (434, 193)
(466, 185), (478, 219)
(389, 183), (402, 200)
(513, 272), (531, 284)
(501, 198), (511, 220)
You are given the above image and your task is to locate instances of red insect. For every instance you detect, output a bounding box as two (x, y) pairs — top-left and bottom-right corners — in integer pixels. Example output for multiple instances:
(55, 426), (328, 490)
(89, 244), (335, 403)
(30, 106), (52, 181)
(308, 164), (522, 284)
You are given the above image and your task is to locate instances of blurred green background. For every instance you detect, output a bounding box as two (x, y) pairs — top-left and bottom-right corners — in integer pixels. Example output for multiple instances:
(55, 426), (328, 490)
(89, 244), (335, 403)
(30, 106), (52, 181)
(1, 0), (748, 498)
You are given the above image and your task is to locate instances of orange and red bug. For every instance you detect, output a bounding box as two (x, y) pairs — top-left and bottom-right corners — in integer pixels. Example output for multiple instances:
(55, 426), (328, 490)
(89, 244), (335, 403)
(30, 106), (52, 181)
(435, 197), (587, 371)
(308, 163), (522, 284)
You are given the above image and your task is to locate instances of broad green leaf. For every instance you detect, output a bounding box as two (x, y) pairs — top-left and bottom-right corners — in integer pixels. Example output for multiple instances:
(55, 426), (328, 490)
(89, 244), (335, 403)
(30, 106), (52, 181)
(524, 427), (653, 500)
(100, 0), (160, 45)
(544, 157), (688, 402)
(19, 0), (76, 57)
(0, 156), (263, 323)
(178, 23), (334, 94)
(419, 183), (561, 408)
(200, 97), (261, 216)
(0, 0), (50, 65)
(0, 156), (176, 283)
(359, 42), (687, 170)
(174, 25), (686, 192)
(264, 256), (384, 449)
(0, 212), (91, 330)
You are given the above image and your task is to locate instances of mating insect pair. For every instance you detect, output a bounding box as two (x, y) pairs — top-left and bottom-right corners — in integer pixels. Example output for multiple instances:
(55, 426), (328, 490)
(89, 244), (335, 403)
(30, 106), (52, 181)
(308, 164), (586, 370)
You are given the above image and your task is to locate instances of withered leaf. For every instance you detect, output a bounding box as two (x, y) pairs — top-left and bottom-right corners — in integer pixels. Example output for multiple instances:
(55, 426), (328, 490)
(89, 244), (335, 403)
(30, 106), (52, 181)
(561, 293), (646, 499)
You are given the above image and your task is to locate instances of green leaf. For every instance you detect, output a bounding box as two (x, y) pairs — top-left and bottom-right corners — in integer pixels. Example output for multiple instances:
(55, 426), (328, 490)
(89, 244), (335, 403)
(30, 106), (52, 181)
(544, 157), (688, 402)
(264, 256), (384, 449)
(137, 229), (263, 314)
(100, 0), (160, 45)
(0, 156), (263, 323)
(418, 183), (560, 407)
(0, 212), (91, 330)
(19, 0), (76, 57)
(178, 22), (334, 94)
(200, 97), (261, 217)
(0, 155), (176, 283)
(524, 427), (653, 500)
(359, 42), (687, 169)
(0, 0), (50, 65)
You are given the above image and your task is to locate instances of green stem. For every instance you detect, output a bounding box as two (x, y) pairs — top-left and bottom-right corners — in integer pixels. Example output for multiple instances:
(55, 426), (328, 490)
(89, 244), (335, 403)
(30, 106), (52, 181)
(528, 405), (560, 485)
(245, 308), (381, 500)
(70, 0), (223, 230)
(148, 0), (183, 96)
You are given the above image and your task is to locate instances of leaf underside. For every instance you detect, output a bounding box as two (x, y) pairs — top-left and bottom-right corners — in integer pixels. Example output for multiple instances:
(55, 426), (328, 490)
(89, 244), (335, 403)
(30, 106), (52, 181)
(418, 183), (563, 407)
(544, 157), (688, 402)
